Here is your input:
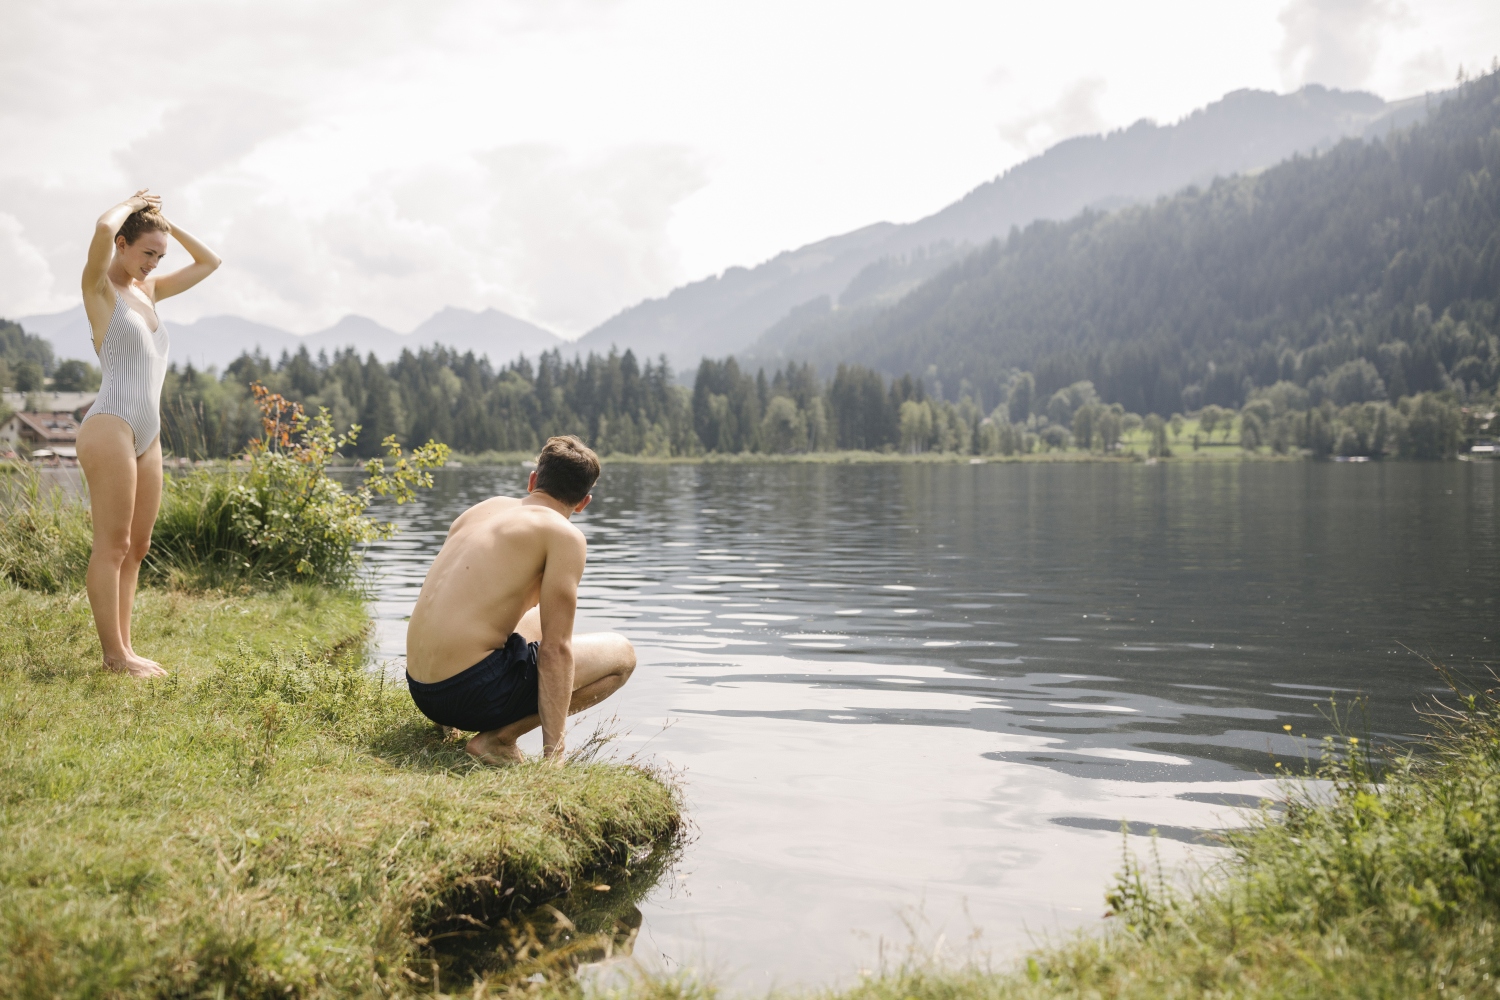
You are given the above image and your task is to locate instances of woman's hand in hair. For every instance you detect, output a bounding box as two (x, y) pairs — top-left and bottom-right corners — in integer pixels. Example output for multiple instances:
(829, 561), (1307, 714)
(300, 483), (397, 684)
(125, 189), (161, 213)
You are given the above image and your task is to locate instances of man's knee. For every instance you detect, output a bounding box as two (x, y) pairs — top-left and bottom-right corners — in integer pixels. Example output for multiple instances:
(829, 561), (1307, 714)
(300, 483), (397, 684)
(609, 632), (637, 678)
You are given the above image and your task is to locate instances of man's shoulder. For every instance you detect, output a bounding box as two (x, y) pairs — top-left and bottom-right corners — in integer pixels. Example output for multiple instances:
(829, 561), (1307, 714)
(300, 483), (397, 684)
(527, 506), (587, 546)
(465, 495), (523, 518)
(470, 501), (582, 540)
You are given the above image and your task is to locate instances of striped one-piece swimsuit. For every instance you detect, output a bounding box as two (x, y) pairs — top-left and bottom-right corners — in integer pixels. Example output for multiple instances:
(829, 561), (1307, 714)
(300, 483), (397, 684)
(84, 291), (169, 457)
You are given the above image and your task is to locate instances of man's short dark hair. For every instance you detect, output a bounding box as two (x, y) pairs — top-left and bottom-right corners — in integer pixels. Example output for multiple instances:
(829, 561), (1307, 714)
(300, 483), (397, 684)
(534, 436), (600, 505)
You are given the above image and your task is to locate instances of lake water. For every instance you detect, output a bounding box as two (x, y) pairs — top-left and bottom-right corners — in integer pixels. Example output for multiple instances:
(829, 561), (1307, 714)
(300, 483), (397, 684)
(359, 461), (1498, 987)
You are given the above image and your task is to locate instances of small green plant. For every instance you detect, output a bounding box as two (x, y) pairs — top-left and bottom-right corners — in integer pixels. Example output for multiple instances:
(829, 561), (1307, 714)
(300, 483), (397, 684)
(150, 383), (449, 586)
(1102, 830), (1180, 938)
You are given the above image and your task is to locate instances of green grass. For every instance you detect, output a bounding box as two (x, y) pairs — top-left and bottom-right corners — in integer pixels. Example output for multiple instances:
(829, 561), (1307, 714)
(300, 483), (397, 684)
(0, 584), (682, 999)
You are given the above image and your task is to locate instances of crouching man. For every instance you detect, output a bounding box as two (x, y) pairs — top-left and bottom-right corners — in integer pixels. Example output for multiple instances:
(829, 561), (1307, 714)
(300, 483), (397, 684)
(405, 436), (635, 765)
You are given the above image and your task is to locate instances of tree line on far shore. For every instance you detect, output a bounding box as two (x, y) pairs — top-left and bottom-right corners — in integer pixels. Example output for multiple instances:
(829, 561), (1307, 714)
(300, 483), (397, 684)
(0, 313), (1488, 461)
(137, 342), (1490, 461)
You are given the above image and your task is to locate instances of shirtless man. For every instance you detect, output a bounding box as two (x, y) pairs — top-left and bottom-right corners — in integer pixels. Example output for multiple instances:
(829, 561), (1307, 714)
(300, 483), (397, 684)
(405, 436), (635, 765)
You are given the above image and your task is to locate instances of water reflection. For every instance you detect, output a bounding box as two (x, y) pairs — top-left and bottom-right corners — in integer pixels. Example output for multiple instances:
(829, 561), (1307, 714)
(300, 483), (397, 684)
(423, 838), (678, 987)
(359, 461), (1497, 986)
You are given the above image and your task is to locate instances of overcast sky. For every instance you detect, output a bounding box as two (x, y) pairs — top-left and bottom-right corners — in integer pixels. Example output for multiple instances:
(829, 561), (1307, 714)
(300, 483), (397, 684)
(2, 0), (1496, 337)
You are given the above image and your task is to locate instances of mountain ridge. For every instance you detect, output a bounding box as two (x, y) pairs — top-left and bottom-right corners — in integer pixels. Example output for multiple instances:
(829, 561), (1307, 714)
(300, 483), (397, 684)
(17, 304), (564, 372)
(753, 72), (1500, 414)
(577, 83), (1447, 369)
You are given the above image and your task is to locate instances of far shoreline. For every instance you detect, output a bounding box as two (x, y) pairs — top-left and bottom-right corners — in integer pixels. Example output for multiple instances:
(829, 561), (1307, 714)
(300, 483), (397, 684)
(398, 447), (1346, 467)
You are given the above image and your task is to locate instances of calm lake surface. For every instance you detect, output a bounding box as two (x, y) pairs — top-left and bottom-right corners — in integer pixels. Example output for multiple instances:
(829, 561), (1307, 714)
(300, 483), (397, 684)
(360, 461), (1498, 986)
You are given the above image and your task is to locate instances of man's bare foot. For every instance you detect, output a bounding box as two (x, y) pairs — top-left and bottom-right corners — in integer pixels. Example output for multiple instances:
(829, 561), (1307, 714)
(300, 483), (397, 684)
(465, 731), (525, 767)
(103, 653), (168, 679)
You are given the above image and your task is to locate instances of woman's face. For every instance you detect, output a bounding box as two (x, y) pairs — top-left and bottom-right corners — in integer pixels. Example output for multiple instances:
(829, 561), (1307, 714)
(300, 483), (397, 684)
(115, 231), (169, 281)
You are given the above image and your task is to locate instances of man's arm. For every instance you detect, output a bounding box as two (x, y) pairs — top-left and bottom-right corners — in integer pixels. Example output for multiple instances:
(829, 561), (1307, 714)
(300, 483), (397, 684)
(535, 522), (587, 759)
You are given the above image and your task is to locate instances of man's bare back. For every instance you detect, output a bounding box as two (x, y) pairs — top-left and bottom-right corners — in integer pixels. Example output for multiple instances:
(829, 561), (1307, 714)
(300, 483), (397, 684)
(406, 496), (582, 684)
(404, 438), (635, 764)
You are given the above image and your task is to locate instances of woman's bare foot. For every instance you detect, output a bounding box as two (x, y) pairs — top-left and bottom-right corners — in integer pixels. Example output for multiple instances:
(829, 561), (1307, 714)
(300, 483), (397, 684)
(465, 731), (525, 767)
(103, 652), (168, 679)
(127, 648), (166, 672)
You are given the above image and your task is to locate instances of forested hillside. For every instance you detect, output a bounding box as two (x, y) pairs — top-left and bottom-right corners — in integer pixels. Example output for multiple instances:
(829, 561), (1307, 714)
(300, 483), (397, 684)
(763, 71), (1500, 415)
(577, 85), (1414, 369)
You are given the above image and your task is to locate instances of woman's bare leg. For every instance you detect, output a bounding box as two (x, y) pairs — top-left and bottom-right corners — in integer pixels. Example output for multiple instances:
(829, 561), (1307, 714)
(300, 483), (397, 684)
(77, 417), (163, 678)
(119, 438), (163, 663)
(466, 620), (637, 765)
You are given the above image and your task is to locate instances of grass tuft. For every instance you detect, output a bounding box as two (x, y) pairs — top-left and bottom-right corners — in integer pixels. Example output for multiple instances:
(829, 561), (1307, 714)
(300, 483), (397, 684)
(0, 463), (92, 592)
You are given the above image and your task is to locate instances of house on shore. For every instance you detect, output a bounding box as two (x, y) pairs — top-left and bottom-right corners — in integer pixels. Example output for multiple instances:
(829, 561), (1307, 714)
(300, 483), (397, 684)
(0, 410), (86, 461)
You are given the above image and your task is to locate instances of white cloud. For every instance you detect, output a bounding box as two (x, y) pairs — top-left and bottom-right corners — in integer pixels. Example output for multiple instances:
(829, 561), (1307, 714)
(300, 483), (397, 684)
(115, 91), (306, 194)
(155, 142), (706, 335)
(1278, 0), (1408, 90)
(1, 0), (1496, 334)
(0, 213), (67, 317)
(997, 79), (1111, 156)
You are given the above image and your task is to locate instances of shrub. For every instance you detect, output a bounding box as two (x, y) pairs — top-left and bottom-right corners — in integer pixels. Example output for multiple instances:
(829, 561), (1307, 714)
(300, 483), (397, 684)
(149, 384), (449, 587)
(2, 385), (448, 594)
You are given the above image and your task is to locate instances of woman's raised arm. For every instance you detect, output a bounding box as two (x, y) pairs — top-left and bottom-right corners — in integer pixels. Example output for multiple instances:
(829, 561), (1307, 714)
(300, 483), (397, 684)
(149, 219), (221, 302)
(82, 190), (156, 296)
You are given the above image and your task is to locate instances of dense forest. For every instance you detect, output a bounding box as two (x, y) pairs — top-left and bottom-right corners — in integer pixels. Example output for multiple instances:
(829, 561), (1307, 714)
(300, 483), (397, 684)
(90, 341), (1477, 462)
(757, 69), (1500, 416)
(147, 346), (696, 459)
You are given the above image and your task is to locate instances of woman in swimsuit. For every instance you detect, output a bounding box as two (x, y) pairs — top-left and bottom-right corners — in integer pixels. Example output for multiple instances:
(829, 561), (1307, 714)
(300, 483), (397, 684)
(77, 190), (220, 677)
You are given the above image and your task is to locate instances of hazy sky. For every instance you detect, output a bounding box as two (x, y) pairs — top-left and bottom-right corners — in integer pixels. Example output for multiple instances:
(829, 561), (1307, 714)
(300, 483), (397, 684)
(2, 0), (1496, 336)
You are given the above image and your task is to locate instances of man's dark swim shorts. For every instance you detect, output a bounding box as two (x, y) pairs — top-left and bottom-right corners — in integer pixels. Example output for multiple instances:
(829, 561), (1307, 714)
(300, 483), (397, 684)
(406, 632), (540, 732)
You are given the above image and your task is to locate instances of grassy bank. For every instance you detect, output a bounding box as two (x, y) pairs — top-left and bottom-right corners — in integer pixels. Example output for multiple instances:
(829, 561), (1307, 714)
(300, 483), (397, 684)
(0, 584), (681, 999)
